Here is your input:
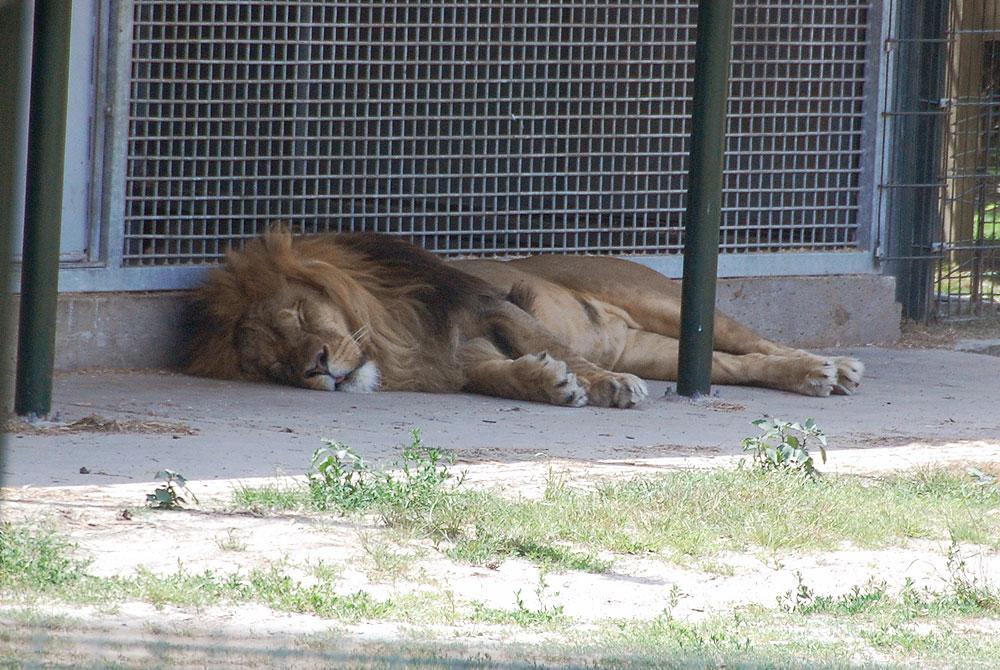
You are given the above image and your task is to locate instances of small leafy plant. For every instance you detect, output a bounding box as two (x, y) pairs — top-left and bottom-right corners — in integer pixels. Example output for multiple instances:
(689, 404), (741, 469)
(741, 417), (827, 477)
(309, 443), (371, 512)
(146, 470), (199, 510)
(308, 429), (461, 533)
(946, 538), (1000, 613)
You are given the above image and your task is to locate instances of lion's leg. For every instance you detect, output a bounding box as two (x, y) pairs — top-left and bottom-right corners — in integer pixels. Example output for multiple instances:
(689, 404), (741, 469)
(532, 257), (796, 358)
(458, 338), (588, 407)
(483, 304), (649, 408)
(615, 329), (856, 397)
(508, 256), (863, 394)
(599, 284), (863, 394)
(598, 283), (795, 357)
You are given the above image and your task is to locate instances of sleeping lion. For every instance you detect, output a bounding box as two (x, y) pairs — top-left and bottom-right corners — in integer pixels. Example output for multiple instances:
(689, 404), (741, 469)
(183, 231), (863, 408)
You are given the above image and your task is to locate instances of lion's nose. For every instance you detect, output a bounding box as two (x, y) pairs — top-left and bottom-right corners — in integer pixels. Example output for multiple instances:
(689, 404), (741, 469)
(315, 345), (330, 374)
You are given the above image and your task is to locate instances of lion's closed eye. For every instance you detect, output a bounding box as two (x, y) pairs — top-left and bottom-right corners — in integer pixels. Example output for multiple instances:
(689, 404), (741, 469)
(276, 301), (307, 329)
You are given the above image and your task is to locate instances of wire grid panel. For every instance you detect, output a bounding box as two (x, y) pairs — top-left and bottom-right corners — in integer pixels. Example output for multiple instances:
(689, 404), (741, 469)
(935, 4), (1000, 316)
(123, 0), (871, 266)
(879, 0), (1000, 318)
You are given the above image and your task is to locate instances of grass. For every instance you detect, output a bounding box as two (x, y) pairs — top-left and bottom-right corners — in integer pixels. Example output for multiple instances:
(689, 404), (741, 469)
(468, 572), (567, 629)
(480, 466), (1000, 559)
(214, 528), (247, 552)
(235, 452), (1000, 567)
(595, 611), (754, 663)
(231, 481), (305, 510)
(357, 531), (421, 583)
(936, 264), (1000, 303)
(974, 203), (1000, 240)
(588, 580), (1000, 670)
(0, 523), (395, 621)
(4, 512), (1000, 668)
(8, 433), (1000, 667)
(935, 202), (1000, 304)
(756, 549), (1000, 666)
(469, 599), (566, 628)
(0, 523), (91, 593)
(0, 522), (526, 630)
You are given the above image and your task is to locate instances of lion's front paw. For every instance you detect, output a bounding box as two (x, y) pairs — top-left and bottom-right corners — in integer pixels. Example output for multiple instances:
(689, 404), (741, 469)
(516, 352), (588, 407)
(584, 372), (649, 408)
(832, 356), (864, 395)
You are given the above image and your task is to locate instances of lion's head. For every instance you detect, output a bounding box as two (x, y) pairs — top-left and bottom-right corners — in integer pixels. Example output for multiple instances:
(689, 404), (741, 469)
(183, 232), (381, 392)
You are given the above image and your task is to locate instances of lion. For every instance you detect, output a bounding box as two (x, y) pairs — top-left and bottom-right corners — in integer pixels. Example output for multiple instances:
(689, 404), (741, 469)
(183, 231), (863, 408)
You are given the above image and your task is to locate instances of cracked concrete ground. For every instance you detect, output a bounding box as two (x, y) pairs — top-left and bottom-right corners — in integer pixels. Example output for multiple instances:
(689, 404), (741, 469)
(3, 346), (1000, 488)
(3, 344), (1000, 668)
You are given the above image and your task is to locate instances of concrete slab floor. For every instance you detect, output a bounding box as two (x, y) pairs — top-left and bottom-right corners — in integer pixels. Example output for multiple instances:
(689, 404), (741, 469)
(3, 346), (1000, 489)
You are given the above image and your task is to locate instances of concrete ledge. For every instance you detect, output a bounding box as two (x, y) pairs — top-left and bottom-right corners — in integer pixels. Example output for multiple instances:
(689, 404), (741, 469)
(717, 274), (902, 348)
(5, 275), (900, 373)
(6, 292), (189, 372)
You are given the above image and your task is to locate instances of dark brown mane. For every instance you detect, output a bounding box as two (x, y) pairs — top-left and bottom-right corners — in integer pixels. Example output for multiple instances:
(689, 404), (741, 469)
(322, 233), (494, 333)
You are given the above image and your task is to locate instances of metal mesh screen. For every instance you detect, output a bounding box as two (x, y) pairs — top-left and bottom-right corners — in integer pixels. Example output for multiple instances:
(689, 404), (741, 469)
(933, 2), (1000, 317)
(879, 0), (1000, 319)
(123, 0), (870, 266)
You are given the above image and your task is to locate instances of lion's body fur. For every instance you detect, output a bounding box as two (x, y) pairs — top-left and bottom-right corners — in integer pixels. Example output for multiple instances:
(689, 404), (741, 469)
(184, 232), (864, 407)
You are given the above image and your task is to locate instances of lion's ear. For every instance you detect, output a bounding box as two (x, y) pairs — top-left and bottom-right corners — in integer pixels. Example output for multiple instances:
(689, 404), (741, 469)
(263, 224), (293, 255)
(266, 220), (292, 235)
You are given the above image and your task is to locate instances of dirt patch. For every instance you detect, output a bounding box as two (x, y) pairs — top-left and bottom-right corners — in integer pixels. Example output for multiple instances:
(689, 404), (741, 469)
(897, 319), (961, 349)
(897, 315), (1000, 349)
(3, 413), (197, 436)
(3, 441), (1000, 667)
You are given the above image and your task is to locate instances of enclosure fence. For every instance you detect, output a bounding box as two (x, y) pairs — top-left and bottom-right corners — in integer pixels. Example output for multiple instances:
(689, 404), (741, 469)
(118, 0), (873, 268)
(880, 0), (1000, 319)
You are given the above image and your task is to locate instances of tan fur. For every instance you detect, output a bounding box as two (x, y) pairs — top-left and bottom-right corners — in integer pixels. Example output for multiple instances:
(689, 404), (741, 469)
(184, 232), (863, 407)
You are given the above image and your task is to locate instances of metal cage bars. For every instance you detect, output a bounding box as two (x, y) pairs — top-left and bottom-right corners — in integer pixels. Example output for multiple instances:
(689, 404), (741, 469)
(879, 0), (1000, 319)
(119, 0), (872, 267)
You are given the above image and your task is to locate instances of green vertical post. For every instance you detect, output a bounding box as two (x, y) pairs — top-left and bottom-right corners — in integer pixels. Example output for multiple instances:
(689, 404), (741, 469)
(14, 0), (73, 416)
(677, 0), (734, 397)
(2, 1), (27, 483)
(884, 0), (948, 320)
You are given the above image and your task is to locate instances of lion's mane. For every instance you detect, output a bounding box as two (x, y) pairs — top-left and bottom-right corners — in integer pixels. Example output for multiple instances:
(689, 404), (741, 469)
(182, 231), (493, 391)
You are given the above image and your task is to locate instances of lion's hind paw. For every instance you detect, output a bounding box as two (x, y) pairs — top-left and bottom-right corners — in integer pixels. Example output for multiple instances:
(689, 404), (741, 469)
(798, 358), (838, 397)
(832, 356), (864, 395)
(587, 372), (648, 408)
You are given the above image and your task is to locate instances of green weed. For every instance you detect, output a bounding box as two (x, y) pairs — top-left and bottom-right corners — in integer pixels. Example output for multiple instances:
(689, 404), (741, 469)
(741, 417), (826, 477)
(0, 523), (90, 592)
(308, 429), (467, 539)
(469, 573), (566, 628)
(146, 470), (198, 510)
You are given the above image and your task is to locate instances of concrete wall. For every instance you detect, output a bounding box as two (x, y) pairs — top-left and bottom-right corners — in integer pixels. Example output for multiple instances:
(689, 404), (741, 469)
(716, 275), (902, 348)
(3, 274), (901, 375)
(6, 292), (189, 372)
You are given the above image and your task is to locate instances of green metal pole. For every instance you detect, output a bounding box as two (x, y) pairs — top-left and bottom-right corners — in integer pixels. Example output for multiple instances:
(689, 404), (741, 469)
(14, 0), (73, 416)
(677, 0), (733, 397)
(2, 1), (27, 482)
(884, 0), (948, 320)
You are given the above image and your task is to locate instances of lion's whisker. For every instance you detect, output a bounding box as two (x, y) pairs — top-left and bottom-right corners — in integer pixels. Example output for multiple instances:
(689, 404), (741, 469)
(351, 324), (370, 344)
(330, 337), (351, 362)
